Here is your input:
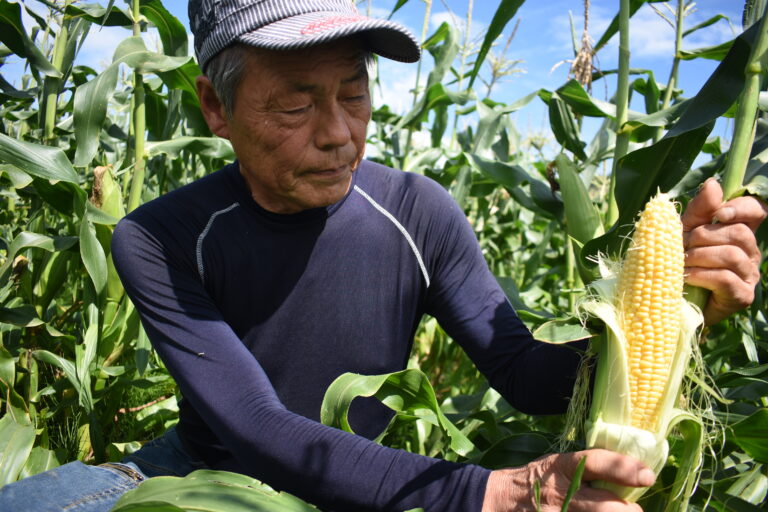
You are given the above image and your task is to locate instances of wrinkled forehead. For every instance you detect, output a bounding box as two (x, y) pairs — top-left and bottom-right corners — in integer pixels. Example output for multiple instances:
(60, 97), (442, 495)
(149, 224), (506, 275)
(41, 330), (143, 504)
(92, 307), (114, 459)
(242, 38), (372, 82)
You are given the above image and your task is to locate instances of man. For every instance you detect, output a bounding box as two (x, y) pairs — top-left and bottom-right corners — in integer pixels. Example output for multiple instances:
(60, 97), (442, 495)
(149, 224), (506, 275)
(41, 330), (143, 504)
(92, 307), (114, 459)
(1, 1), (765, 511)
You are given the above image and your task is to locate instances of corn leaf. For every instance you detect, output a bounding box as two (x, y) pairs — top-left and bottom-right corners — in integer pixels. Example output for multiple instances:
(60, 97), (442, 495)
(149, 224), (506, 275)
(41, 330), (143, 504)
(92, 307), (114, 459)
(467, 0), (524, 89)
(561, 456), (587, 512)
(64, 3), (133, 26)
(533, 317), (592, 344)
(555, 154), (604, 246)
(112, 470), (318, 511)
(0, 0), (61, 78)
(140, 0), (188, 57)
(0, 414), (35, 486)
(321, 369), (476, 457)
(680, 40), (734, 62)
(730, 409), (768, 463)
(0, 133), (78, 184)
(474, 433), (552, 469)
(0, 305), (43, 327)
(146, 137), (235, 160)
(73, 64), (119, 167)
(547, 93), (587, 161)
(17, 447), (62, 480)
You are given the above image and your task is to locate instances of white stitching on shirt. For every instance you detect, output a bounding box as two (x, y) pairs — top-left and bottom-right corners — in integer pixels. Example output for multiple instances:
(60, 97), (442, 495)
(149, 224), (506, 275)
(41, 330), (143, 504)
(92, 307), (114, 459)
(353, 185), (431, 288)
(196, 203), (240, 283)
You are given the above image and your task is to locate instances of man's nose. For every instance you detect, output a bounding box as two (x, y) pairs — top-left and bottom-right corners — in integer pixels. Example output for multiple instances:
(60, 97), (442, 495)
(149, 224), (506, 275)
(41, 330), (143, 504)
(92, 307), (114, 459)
(314, 102), (352, 150)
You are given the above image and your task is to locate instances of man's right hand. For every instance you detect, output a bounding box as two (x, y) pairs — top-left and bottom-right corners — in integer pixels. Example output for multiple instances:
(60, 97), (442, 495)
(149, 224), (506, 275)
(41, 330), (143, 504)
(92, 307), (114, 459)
(481, 449), (656, 511)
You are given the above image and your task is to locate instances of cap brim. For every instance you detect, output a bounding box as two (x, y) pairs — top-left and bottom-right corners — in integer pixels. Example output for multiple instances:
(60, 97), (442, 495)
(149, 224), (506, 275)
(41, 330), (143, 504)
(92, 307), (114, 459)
(237, 11), (421, 63)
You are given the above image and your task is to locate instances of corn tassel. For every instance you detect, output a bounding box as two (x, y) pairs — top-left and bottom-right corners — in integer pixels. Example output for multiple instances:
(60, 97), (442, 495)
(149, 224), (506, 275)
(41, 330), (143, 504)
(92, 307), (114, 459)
(579, 193), (706, 505)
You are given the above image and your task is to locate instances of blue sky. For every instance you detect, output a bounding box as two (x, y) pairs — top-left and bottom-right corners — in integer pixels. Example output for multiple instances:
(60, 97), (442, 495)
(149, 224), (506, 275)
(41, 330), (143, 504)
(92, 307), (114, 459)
(5, 0), (745, 147)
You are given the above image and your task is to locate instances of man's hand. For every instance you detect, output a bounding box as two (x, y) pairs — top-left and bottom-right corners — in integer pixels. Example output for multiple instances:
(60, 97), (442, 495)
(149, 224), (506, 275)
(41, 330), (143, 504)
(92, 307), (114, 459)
(481, 449), (654, 511)
(681, 178), (768, 325)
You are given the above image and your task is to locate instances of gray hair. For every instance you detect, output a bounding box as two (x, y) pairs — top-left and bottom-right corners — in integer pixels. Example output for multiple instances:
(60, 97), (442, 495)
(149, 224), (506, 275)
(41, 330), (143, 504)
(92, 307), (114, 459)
(204, 42), (375, 119)
(204, 44), (250, 119)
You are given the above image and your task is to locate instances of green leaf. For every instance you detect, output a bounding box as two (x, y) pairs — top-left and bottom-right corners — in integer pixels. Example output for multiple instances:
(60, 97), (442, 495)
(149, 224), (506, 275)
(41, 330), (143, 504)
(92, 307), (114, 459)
(145, 137), (235, 160)
(554, 80), (612, 118)
(112, 470), (318, 511)
(0, 232), (78, 286)
(467, 153), (529, 189)
(682, 14), (728, 38)
(74, 36), (192, 165)
(0, 133), (78, 183)
(80, 212), (108, 299)
(680, 40), (734, 62)
(547, 93), (587, 161)
(475, 433), (553, 469)
(18, 447), (63, 480)
(730, 409), (768, 463)
(0, 305), (43, 327)
(0, 346), (14, 388)
(321, 369), (476, 457)
(387, 0), (410, 18)
(32, 350), (78, 389)
(64, 3), (133, 26)
(561, 456), (587, 512)
(555, 153), (604, 245)
(115, 36), (191, 74)
(156, 60), (201, 98)
(73, 64), (119, 167)
(0, 414), (35, 486)
(0, 0), (62, 78)
(467, 0), (525, 89)
(140, 0), (188, 57)
(533, 317), (593, 344)
(0, 164), (33, 188)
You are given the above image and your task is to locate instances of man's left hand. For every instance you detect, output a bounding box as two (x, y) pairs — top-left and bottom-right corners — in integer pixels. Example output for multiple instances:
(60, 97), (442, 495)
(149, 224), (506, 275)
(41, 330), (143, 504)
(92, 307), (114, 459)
(681, 178), (768, 325)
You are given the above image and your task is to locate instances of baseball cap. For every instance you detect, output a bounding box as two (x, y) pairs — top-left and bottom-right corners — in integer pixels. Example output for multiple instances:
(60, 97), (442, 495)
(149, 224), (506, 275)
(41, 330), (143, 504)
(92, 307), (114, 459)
(189, 0), (422, 71)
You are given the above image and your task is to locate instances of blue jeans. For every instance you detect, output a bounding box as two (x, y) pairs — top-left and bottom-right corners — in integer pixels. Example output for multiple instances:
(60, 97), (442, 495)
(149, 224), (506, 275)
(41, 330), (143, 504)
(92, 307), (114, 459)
(0, 427), (208, 512)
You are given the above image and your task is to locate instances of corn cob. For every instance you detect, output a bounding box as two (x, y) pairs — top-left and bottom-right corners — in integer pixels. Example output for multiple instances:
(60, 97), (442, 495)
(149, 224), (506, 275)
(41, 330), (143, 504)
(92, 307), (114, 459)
(616, 194), (685, 432)
(577, 192), (706, 505)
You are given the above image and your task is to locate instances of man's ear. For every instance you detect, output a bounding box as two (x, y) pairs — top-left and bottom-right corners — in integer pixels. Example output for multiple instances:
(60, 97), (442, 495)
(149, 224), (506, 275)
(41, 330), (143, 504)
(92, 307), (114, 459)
(196, 75), (230, 139)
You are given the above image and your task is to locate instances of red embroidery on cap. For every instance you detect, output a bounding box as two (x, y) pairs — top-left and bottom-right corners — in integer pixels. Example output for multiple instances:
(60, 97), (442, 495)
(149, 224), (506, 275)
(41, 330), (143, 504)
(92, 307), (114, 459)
(301, 15), (365, 35)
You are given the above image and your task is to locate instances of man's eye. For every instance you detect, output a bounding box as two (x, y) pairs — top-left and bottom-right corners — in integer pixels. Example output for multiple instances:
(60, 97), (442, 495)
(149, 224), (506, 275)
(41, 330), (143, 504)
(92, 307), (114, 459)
(283, 106), (310, 114)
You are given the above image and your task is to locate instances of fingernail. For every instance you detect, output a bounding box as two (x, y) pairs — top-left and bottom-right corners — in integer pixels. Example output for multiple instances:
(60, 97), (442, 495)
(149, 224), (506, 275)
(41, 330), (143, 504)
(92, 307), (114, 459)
(638, 468), (656, 487)
(714, 206), (734, 223)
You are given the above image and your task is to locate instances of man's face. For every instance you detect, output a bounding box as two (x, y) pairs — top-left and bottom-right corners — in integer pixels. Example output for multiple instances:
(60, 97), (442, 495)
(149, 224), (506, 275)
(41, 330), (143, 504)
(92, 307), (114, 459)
(214, 39), (371, 214)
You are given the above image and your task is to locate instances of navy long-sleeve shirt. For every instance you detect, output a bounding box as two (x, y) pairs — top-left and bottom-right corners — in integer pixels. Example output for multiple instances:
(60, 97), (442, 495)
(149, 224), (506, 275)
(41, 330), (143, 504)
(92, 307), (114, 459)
(111, 159), (581, 512)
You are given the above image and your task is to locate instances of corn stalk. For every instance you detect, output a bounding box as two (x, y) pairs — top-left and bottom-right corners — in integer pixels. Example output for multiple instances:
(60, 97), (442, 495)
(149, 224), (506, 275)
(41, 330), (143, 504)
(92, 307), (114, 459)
(688, 11), (768, 312)
(127, 0), (147, 212)
(654, 0), (685, 143)
(606, 0), (631, 227)
(43, 0), (71, 143)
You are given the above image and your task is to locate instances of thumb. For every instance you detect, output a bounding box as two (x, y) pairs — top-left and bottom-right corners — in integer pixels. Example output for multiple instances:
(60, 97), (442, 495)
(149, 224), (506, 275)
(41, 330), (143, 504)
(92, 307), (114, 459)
(681, 178), (723, 232)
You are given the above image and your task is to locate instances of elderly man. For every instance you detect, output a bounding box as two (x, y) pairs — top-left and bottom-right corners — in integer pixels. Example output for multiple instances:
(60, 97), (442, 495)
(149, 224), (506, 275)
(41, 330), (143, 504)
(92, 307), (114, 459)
(2, 1), (766, 511)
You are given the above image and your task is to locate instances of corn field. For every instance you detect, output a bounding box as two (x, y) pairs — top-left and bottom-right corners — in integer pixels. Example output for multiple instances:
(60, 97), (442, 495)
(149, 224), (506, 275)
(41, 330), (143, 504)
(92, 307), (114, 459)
(0, 0), (766, 510)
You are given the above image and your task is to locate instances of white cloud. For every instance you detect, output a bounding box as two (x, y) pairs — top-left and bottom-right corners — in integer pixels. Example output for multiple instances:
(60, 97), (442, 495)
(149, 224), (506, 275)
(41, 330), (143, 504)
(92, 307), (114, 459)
(371, 58), (422, 113)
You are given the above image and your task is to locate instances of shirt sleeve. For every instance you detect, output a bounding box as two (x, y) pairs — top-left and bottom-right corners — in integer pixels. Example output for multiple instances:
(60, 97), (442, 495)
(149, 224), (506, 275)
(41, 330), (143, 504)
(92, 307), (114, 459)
(420, 181), (584, 415)
(111, 215), (491, 512)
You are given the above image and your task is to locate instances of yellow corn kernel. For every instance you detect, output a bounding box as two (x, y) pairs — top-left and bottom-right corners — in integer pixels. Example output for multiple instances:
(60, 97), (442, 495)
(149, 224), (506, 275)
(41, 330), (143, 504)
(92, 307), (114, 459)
(615, 194), (685, 432)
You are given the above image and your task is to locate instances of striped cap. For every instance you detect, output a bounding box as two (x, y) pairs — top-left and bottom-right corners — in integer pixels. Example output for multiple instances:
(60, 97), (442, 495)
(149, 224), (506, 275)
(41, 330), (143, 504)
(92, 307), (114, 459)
(189, 0), (421, 71)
